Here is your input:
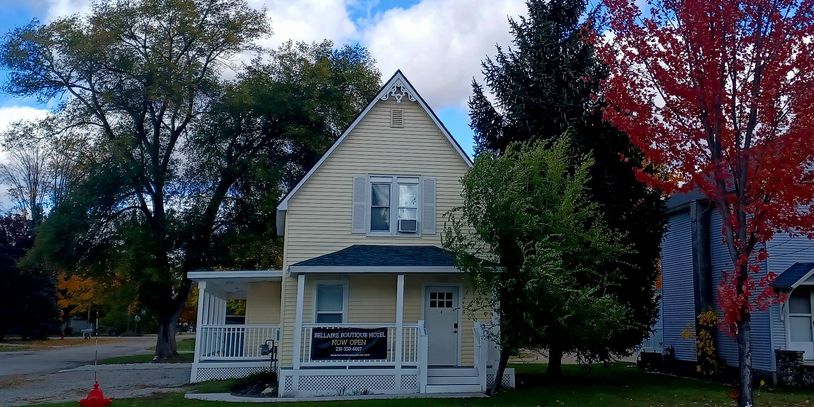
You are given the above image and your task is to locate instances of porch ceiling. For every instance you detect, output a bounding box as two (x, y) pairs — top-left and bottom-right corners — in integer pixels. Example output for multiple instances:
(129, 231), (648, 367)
(187, 270), (282, 299)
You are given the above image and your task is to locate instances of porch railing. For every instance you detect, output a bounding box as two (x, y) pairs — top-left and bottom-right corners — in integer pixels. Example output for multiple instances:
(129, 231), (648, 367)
(299, 323), (420, 366)
(198, 324), (280, 361)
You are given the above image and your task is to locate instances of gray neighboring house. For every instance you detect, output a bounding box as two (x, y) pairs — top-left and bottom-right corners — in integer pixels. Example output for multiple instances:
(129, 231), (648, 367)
(650, 191), (814, 377)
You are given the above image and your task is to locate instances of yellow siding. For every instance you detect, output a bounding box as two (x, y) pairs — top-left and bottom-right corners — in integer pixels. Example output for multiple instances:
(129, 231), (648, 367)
(278, 97), (472, 367)
(245, 282), (281, 324)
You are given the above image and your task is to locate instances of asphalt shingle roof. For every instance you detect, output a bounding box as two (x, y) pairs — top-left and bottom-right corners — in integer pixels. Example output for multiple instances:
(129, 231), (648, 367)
(773, 262), (814, 290)
(291, 245), (457, 268)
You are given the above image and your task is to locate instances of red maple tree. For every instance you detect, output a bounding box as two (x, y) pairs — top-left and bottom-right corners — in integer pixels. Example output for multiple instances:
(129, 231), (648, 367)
(599, 0), (814, 405)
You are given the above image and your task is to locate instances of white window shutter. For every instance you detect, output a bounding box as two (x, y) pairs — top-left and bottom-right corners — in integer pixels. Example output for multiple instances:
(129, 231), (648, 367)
(352, 176), (368, 233)
(421, 178), (437, 234)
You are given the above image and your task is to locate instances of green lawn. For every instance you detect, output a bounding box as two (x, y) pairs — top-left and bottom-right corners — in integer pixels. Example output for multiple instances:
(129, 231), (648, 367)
(98, 338), (196, 364)
(0, 344), (30, 352)
(98, 352), (194, 364)
(39, 363), (814, 406)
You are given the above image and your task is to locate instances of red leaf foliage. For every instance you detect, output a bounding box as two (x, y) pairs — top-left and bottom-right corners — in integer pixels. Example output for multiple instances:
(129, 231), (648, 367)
(599, 0), (814, 332)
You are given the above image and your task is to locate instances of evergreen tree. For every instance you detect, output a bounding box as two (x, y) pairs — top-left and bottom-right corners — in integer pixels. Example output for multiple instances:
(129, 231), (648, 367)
(469, 0), (665, 375)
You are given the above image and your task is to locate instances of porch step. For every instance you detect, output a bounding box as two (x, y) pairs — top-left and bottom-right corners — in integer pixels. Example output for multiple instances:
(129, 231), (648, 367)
(425, 384), (483, 394)
(427, 375), (480, 385)
(427, 368), (478, 377)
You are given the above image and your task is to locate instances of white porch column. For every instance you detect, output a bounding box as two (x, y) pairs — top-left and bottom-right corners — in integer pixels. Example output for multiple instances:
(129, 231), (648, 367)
(217, 297), (227, 324)
(292, 274), (306, 370)
(395, 273), (405, 390)
(204, 293), (214, 324)
(191, 281), (207, 382)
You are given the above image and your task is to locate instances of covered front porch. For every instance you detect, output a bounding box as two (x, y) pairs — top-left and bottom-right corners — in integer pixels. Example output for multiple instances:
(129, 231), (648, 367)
(188, 270), (282, 383)
(281, 245), (511, 397)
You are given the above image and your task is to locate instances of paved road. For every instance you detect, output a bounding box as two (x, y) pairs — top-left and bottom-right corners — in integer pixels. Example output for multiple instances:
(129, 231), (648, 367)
(0, 336), (155, 378)
(0, 336), (192, 406)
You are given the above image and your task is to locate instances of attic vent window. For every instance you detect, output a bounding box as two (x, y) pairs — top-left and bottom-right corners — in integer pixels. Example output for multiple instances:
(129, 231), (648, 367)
(390, 109), (404, 128)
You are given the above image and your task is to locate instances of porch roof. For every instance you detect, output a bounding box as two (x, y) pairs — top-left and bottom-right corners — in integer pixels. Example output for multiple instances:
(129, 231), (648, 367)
(773, 262), (814, 290)
(187, 270), (282, 299)
(289, 245), (461, 274)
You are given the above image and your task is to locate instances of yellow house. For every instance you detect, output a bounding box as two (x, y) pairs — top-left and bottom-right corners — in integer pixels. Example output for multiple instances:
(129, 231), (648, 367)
(187, 71), (514, 397)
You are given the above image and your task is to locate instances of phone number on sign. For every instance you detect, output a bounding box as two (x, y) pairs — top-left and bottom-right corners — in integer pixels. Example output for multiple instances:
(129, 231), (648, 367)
(335, 346), (366, 352)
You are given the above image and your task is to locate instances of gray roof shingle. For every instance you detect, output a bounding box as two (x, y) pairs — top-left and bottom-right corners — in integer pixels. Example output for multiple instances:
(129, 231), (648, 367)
(773, 262), (814, 290)
(291, 245), (457, 268)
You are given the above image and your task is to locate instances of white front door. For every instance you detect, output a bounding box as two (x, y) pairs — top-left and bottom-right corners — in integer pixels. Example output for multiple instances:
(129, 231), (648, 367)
(788, 287), (814, 360)
(424, 286), (460, 366)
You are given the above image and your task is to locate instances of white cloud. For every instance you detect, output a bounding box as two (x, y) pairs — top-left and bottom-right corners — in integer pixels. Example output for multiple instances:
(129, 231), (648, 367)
(0, 106), (49, 132)
(28, 0), (526, 110)
(363, 0), (525, 109)
(26, 0), (92, 21)
(249, 0), (358, 48)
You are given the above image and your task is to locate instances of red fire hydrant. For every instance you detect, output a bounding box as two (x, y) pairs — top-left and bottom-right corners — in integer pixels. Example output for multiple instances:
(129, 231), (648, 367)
(79, 381), (111, 407)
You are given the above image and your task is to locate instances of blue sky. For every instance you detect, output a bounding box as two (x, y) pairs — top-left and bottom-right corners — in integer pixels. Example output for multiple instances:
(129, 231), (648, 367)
(0, 0), (528, 156)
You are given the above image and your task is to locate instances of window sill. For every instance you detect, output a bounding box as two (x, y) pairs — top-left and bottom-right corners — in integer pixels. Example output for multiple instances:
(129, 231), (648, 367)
(365, 233), (423, 238)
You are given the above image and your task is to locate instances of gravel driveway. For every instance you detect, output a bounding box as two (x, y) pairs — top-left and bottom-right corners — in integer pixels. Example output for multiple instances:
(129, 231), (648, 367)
(0, 336), (191, 406)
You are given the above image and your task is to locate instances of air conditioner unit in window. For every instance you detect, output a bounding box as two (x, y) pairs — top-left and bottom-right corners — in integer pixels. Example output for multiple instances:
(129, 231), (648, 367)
(398, 219), (417, 233)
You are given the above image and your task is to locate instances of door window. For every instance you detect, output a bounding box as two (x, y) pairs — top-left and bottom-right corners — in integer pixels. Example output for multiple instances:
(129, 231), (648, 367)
(429, 291), (454, 309)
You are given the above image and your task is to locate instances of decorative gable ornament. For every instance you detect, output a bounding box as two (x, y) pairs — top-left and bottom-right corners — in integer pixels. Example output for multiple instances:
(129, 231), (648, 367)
(380, 78), (417, 103)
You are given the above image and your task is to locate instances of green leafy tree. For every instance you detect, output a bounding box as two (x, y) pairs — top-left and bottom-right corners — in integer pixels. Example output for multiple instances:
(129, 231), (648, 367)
(468, 0), (665, 374)
(2, 0), (379, 358)
(190, 40), (381, 270)
(443, 139), (630, 393)
(0, 214), (58, 340)
(1, 0), (269, 358)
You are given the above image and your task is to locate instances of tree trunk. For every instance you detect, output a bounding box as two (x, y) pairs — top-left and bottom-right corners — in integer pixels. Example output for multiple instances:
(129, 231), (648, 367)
(547, 343), (563, 378)
(490, 348), (511, 394)
(737, 316), (753, 407)
(154, 309), (182, 360)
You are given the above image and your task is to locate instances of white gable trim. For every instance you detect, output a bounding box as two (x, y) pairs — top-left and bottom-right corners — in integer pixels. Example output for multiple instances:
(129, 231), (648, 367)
(276, 70), (472, 212)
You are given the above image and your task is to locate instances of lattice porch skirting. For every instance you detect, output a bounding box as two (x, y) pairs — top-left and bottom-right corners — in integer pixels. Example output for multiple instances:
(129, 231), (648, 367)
(279, 368), (420, 397)
(190, 361), (271, 383)
(487, 368), (516, 389)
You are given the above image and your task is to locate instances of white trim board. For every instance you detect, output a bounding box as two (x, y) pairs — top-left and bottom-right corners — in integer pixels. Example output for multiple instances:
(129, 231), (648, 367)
(276, 70), (473, 233)
(187, 270), (283, 281)
(289, 266), (463, 275)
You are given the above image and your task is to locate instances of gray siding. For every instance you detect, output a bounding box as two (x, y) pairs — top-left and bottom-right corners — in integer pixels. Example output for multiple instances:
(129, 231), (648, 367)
(709, 211), (740, 367)
(661, 211), (697, 362)
(709, 211), (774, 371)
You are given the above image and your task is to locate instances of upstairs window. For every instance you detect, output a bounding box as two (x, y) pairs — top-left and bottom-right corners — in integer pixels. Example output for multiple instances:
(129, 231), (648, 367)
(370, 182), (391, 232)
(352, 175), (436, 235)
(398, 182), (418, 231)
(368, 176), (419, 234)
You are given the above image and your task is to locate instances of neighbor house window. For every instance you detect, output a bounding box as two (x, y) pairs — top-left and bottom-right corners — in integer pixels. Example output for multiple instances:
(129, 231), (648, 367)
(369, 176), (419, 234)
(315, 284), (345, 323)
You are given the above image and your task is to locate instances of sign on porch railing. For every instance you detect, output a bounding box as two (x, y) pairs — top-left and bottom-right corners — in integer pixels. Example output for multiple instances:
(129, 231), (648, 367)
(311, 327), (388, 360)
(300, 324), (419, 365)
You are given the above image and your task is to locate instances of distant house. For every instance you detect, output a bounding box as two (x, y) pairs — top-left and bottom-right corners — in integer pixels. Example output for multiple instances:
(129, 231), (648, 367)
(651, 191), (814, 377)
(186, 71), (513, 397)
